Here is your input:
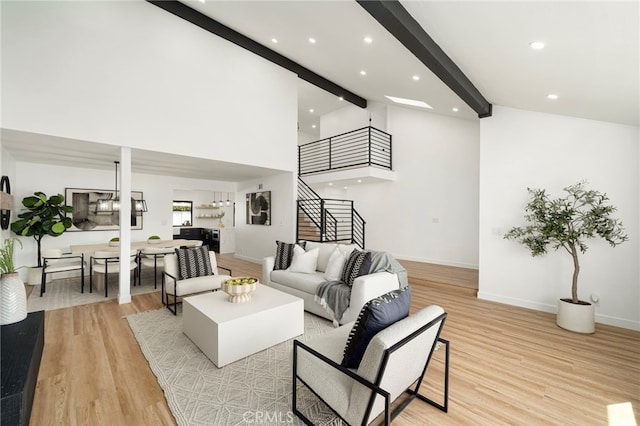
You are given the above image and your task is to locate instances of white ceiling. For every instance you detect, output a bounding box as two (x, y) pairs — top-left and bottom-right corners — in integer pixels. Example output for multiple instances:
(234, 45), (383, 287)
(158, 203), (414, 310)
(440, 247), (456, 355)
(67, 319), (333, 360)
(3, 1), (638, 181)
(187, 0), (639, 134)
(1, 129), (282, 181)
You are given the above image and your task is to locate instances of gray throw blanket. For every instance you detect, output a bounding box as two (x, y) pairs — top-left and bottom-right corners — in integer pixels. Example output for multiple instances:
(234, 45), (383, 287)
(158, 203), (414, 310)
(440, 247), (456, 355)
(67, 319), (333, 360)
(314, 251), (408, 324)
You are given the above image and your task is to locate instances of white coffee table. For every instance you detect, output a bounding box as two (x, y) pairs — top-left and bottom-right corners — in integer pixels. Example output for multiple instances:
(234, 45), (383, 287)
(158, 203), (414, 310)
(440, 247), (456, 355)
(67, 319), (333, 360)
(182, 283), (304, 367)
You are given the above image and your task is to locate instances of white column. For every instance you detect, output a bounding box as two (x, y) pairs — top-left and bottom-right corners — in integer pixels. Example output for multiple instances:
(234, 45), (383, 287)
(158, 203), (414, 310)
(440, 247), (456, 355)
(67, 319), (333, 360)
(118, 147), (132, 304)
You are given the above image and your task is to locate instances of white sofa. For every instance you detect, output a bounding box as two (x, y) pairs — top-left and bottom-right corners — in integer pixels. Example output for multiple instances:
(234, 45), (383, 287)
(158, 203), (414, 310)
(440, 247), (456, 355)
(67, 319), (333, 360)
(262, 242), (401, 325)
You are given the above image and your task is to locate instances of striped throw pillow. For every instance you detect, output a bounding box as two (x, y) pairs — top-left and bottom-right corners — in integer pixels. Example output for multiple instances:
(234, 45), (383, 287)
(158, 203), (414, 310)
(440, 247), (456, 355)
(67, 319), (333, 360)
(340, 249), (371, 287)
(175, 246), (213, 280)
(274, 240), (306, 270)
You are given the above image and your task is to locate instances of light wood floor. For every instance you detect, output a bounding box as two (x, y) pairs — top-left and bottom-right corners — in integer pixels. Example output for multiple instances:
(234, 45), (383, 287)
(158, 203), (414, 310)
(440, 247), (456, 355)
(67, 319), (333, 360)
(29, 254), (639, 425)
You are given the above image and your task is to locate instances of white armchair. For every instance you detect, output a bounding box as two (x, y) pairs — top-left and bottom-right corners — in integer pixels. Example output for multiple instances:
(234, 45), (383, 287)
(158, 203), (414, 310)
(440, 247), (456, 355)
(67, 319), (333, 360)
(163, 251), (232, 315)
(293, 305), (449, 425)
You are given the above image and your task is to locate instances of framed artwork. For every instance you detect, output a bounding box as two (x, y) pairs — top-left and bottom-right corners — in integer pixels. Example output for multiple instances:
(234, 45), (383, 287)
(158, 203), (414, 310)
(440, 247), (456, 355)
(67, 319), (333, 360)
(65, 188), (144, 231)
(246, 191), (271, 225)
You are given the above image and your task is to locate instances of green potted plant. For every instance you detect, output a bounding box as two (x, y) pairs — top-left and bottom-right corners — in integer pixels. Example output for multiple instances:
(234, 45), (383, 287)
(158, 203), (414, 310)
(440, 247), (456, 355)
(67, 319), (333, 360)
(0, 238), (27, 324)
(147, 235), (161, 244)
(10, 192), (73, 285)
(109, 237), (120, 247)
(504, 181), (628, 333)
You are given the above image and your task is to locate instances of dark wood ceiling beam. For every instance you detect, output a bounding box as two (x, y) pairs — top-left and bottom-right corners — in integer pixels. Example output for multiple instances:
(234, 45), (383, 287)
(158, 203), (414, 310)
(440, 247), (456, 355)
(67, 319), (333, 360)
(146, 0), (367, 109)
(357, 0), (492, 118)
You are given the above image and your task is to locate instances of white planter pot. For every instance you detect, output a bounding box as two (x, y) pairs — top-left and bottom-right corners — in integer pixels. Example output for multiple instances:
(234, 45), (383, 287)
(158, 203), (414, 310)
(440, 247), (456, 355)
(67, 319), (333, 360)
(556, 299), (595, 334)
(27, 267), (51, 286)
(1, 272), (28, 325)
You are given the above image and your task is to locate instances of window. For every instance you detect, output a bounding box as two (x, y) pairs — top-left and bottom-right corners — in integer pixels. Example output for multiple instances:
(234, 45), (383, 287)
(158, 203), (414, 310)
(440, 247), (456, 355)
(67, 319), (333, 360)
(172, 200), (192, 226)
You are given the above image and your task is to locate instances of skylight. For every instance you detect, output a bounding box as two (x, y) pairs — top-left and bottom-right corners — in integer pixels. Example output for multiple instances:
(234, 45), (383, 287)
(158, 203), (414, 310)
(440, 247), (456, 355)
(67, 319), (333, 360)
(385, 96), (432, 109)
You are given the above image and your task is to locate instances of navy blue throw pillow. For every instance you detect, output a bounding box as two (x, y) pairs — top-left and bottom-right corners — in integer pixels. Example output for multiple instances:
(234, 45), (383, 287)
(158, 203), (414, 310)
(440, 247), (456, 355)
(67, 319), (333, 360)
(341, 286), (411, 369)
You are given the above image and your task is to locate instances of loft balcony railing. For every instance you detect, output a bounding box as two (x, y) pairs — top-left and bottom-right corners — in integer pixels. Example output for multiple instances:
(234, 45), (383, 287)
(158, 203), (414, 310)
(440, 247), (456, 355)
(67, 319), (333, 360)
(298, 126), (392, 176)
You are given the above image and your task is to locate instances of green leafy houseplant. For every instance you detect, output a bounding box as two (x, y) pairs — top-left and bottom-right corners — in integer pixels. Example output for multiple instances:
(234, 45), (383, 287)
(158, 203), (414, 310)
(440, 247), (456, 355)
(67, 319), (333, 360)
(504, 182), (628, 304)
(0, 238), (22, 275)
(10, 192), (73, 267)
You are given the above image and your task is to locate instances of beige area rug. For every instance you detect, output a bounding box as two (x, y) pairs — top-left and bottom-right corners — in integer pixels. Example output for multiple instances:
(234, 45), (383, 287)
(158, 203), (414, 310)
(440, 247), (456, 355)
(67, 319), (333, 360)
(27, 273), (160, 312)
(127, 308), (344, 426)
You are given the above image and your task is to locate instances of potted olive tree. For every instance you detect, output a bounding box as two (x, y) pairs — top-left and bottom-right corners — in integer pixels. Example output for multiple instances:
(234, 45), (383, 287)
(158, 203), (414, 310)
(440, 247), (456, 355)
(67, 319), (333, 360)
(10, 192), (73, 285)
(504, 182), (628, 333)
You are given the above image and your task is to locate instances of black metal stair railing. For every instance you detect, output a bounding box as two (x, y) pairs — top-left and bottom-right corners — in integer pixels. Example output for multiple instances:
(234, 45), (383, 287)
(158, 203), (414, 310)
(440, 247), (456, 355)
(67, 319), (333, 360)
(297, 177), (365, 248)
(298, 126), (392, 176)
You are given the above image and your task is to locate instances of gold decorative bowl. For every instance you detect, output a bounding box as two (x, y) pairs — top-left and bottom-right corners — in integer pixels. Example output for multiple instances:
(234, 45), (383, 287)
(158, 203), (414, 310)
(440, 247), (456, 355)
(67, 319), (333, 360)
(222, 277), (258, 303)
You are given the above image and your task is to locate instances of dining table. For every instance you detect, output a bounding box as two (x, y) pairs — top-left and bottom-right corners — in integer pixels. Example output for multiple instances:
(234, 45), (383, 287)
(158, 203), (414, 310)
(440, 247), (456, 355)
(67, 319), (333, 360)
(69, 239), (201, 293)
(69, 239), (200, 255)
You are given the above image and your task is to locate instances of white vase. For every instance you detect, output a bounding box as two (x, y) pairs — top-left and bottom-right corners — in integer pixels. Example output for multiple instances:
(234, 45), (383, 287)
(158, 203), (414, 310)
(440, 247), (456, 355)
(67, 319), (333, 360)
(556, 299), (595, 334)
(1, 272), (28, 325)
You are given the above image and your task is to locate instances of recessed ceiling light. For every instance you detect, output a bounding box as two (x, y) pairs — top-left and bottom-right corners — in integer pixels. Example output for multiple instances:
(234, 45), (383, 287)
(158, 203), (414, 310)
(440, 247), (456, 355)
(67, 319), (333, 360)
(343, 186), (348, 190)
(312, 125), (316, 129)
(271, 38), (278, 44)
(412, 75), (420, 81)
(363, 36), (373, 44)
(529, 41), (545, 50)
(338, 96), (344, 101)
(308, 37), (316, 44)
(360, 70), (367, 76)
(328, 182), (333, 186)
(309, 108), (314, 113)
(547, 93), (559, 100)
(452, 107), (459, 112)
(385, 95), (432, 109)
(198, 0), (205, 3)
(357, 179), (362, 183)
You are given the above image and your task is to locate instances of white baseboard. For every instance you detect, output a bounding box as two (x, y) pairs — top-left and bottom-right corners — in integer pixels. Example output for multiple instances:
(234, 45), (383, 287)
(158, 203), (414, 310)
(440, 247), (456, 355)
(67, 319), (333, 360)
(393, 254), (478, 270)
(477, 292), (556, 313)
(233, 254), (263, 264)
(478, 292), (640, 331)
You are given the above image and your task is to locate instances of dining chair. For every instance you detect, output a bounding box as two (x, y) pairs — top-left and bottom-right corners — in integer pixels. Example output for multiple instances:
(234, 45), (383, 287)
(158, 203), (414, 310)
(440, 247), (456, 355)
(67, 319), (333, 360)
(40, 248), (85, 297)
(89, 249), (138, 297)
(138, 246), (175, 289)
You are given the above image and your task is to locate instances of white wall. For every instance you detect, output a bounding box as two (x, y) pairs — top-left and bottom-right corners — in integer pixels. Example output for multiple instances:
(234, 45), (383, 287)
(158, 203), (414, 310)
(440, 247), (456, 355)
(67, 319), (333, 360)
(320, 102), (387, 138)
(479, 106), (640, 330)
(235, 172), (296, 263)
(297, 131), (317, 145)
(1, 0), (297, 173)
(333, 105), (480, 268)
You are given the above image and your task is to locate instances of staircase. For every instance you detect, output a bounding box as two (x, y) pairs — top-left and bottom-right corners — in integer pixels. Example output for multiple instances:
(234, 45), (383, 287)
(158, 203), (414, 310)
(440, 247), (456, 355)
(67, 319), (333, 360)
(295, 125), (393, 249)
(296, 177), (365, 248)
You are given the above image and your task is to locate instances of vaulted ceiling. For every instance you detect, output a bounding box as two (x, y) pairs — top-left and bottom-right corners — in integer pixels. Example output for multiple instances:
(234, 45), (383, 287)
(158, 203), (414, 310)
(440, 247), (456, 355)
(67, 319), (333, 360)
(181, 0), (638, 134)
